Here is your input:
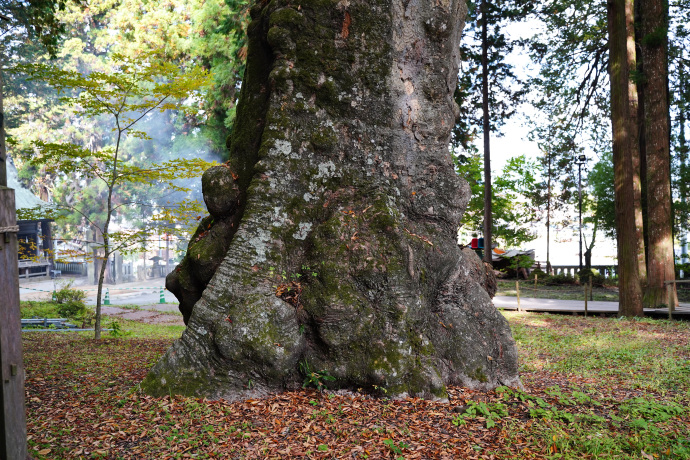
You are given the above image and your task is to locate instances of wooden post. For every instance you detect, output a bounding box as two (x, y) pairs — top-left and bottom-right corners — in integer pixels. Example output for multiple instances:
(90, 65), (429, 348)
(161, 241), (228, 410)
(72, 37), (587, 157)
(41, 220), (53, 267)
(516, 281), (521, 312)
(0, 187), (28, 460)
(589, 275), (594, 301)
(534, 274), (538, 289)
(668, 282), (674, 320)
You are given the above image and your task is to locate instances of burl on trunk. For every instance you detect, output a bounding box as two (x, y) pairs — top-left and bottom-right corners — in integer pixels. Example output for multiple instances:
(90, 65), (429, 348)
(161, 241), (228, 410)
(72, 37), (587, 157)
(143, 0), (520, 400)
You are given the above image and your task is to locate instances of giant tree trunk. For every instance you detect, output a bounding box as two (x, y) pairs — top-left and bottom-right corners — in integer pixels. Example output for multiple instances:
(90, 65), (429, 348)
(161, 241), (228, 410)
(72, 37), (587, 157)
(608, 0), (644, 316)
(144, 0), (519, 400)
(640, 0), (677, 307)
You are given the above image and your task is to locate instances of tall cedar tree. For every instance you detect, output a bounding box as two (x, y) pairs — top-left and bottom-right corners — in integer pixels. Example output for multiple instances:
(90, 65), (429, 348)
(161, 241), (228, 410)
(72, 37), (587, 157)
(639, 0), (677, 307)
(677, 59), (689, 266)
(454, 0), (531, 261)
(481, 0), (492, 264)
(532, 0), (682, 311)
(608, 0), (644, 315)
(528, 0), (609, 273)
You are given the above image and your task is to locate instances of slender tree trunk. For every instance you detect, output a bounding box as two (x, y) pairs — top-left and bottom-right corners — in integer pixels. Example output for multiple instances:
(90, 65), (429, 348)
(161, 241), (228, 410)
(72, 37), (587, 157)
(640, 0), (677, 307)
(94, 242), (107, 340)
(142, 245), (147, 280)
(481, 0), (492, 265)
(545, 150), (552, 274)
(584, 222), (597, 271)
(608, 0), (644, 316)
(92, 232), (102, 285)
(165, 234), (171, 277)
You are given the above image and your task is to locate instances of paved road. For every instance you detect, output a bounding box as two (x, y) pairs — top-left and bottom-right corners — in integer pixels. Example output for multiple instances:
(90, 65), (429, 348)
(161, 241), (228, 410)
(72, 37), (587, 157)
(19, 277), (178, 308)
(20, 278), (690, 318)
(494, 295), (619, 312)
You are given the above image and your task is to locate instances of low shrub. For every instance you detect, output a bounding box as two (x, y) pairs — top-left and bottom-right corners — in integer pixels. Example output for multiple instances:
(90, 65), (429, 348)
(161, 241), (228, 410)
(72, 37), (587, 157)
(53, 280), (87, 304)
(56, 301), (87, 318)
(530, 268), (547, 281)
(542, 274), (578, 286)
(577, 269), (607, 287)
(53, 280), (87, 319)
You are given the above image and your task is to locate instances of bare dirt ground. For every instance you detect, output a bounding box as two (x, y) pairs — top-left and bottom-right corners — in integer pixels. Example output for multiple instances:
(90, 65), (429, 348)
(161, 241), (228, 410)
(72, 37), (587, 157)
(100, 305), (184, 326)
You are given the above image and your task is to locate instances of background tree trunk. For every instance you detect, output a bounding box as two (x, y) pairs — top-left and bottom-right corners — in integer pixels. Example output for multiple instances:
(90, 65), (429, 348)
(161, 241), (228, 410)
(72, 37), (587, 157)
(481, 0), (492, 266)
(628, 0), (647, 286)
(679, 58), (688, 267)
(1, 70), (6, 187)
(147, 0), (520, 400)
(608, 0), (644, 316)
(640, 0), (677, 307)
(546, 151), (552, 274)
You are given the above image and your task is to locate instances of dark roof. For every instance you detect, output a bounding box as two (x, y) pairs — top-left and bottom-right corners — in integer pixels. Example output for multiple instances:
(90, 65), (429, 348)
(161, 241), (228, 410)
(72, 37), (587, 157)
(6, 155), (52, 217)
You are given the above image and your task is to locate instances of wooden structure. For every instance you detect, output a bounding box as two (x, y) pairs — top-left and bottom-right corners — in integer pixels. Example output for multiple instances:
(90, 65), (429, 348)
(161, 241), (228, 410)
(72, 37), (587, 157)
(7, 156), (54, 279)
(0, 187), (28, 460)
(494, 295), (690, 318)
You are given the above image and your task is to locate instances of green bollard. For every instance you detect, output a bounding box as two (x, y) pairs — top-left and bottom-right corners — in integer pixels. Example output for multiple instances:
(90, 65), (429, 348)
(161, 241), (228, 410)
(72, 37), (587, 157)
(51, 291), (57, 302)
(104, 288), (110, 305)
(160, 288), (165, 304)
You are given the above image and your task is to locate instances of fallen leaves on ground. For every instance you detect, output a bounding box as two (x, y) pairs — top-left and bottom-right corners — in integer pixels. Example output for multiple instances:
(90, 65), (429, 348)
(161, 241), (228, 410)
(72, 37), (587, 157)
(23, 313), (690, 459)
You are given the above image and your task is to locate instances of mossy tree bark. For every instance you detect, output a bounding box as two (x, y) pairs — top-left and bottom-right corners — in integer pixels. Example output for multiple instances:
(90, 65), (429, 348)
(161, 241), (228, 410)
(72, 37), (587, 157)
(146, 0), (520, 400)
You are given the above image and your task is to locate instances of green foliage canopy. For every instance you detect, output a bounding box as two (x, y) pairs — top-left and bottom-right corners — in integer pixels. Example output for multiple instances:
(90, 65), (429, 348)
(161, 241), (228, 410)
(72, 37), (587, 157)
(15, 52), (214, 338)
(457, 153), (539, 248)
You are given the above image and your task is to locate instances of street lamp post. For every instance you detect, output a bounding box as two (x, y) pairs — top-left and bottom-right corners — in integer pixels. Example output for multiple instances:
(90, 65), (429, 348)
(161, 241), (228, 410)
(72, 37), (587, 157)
(575, 154), (587, 272)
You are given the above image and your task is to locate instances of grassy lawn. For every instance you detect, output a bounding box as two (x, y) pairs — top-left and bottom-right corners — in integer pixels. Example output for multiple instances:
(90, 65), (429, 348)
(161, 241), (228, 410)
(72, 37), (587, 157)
(22, 309), (690, 459)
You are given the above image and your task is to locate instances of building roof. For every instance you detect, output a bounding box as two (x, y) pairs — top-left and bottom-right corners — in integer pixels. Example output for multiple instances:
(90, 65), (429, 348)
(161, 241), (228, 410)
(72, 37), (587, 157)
(6, 155), (53, 218)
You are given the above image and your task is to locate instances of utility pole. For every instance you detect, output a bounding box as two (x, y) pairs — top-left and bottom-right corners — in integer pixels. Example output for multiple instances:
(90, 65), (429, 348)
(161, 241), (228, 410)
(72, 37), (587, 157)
(575, 154), (587, 272)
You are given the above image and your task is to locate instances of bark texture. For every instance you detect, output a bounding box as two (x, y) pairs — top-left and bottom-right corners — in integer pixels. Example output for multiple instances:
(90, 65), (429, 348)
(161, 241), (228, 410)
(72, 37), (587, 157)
(608, 0), (644, 316)
(144, 0), (520, 401)
(1, 70), (6, 186)
(640, 0), (677, 308)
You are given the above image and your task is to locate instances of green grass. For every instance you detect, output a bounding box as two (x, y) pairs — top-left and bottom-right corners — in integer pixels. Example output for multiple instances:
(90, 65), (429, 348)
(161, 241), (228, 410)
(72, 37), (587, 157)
(20, 300), (67, 319)
(20, 300), (184, 339)
(499, 311), (690, 459)
(102, 318), (186, 339)
(508, 312), (690, 392)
